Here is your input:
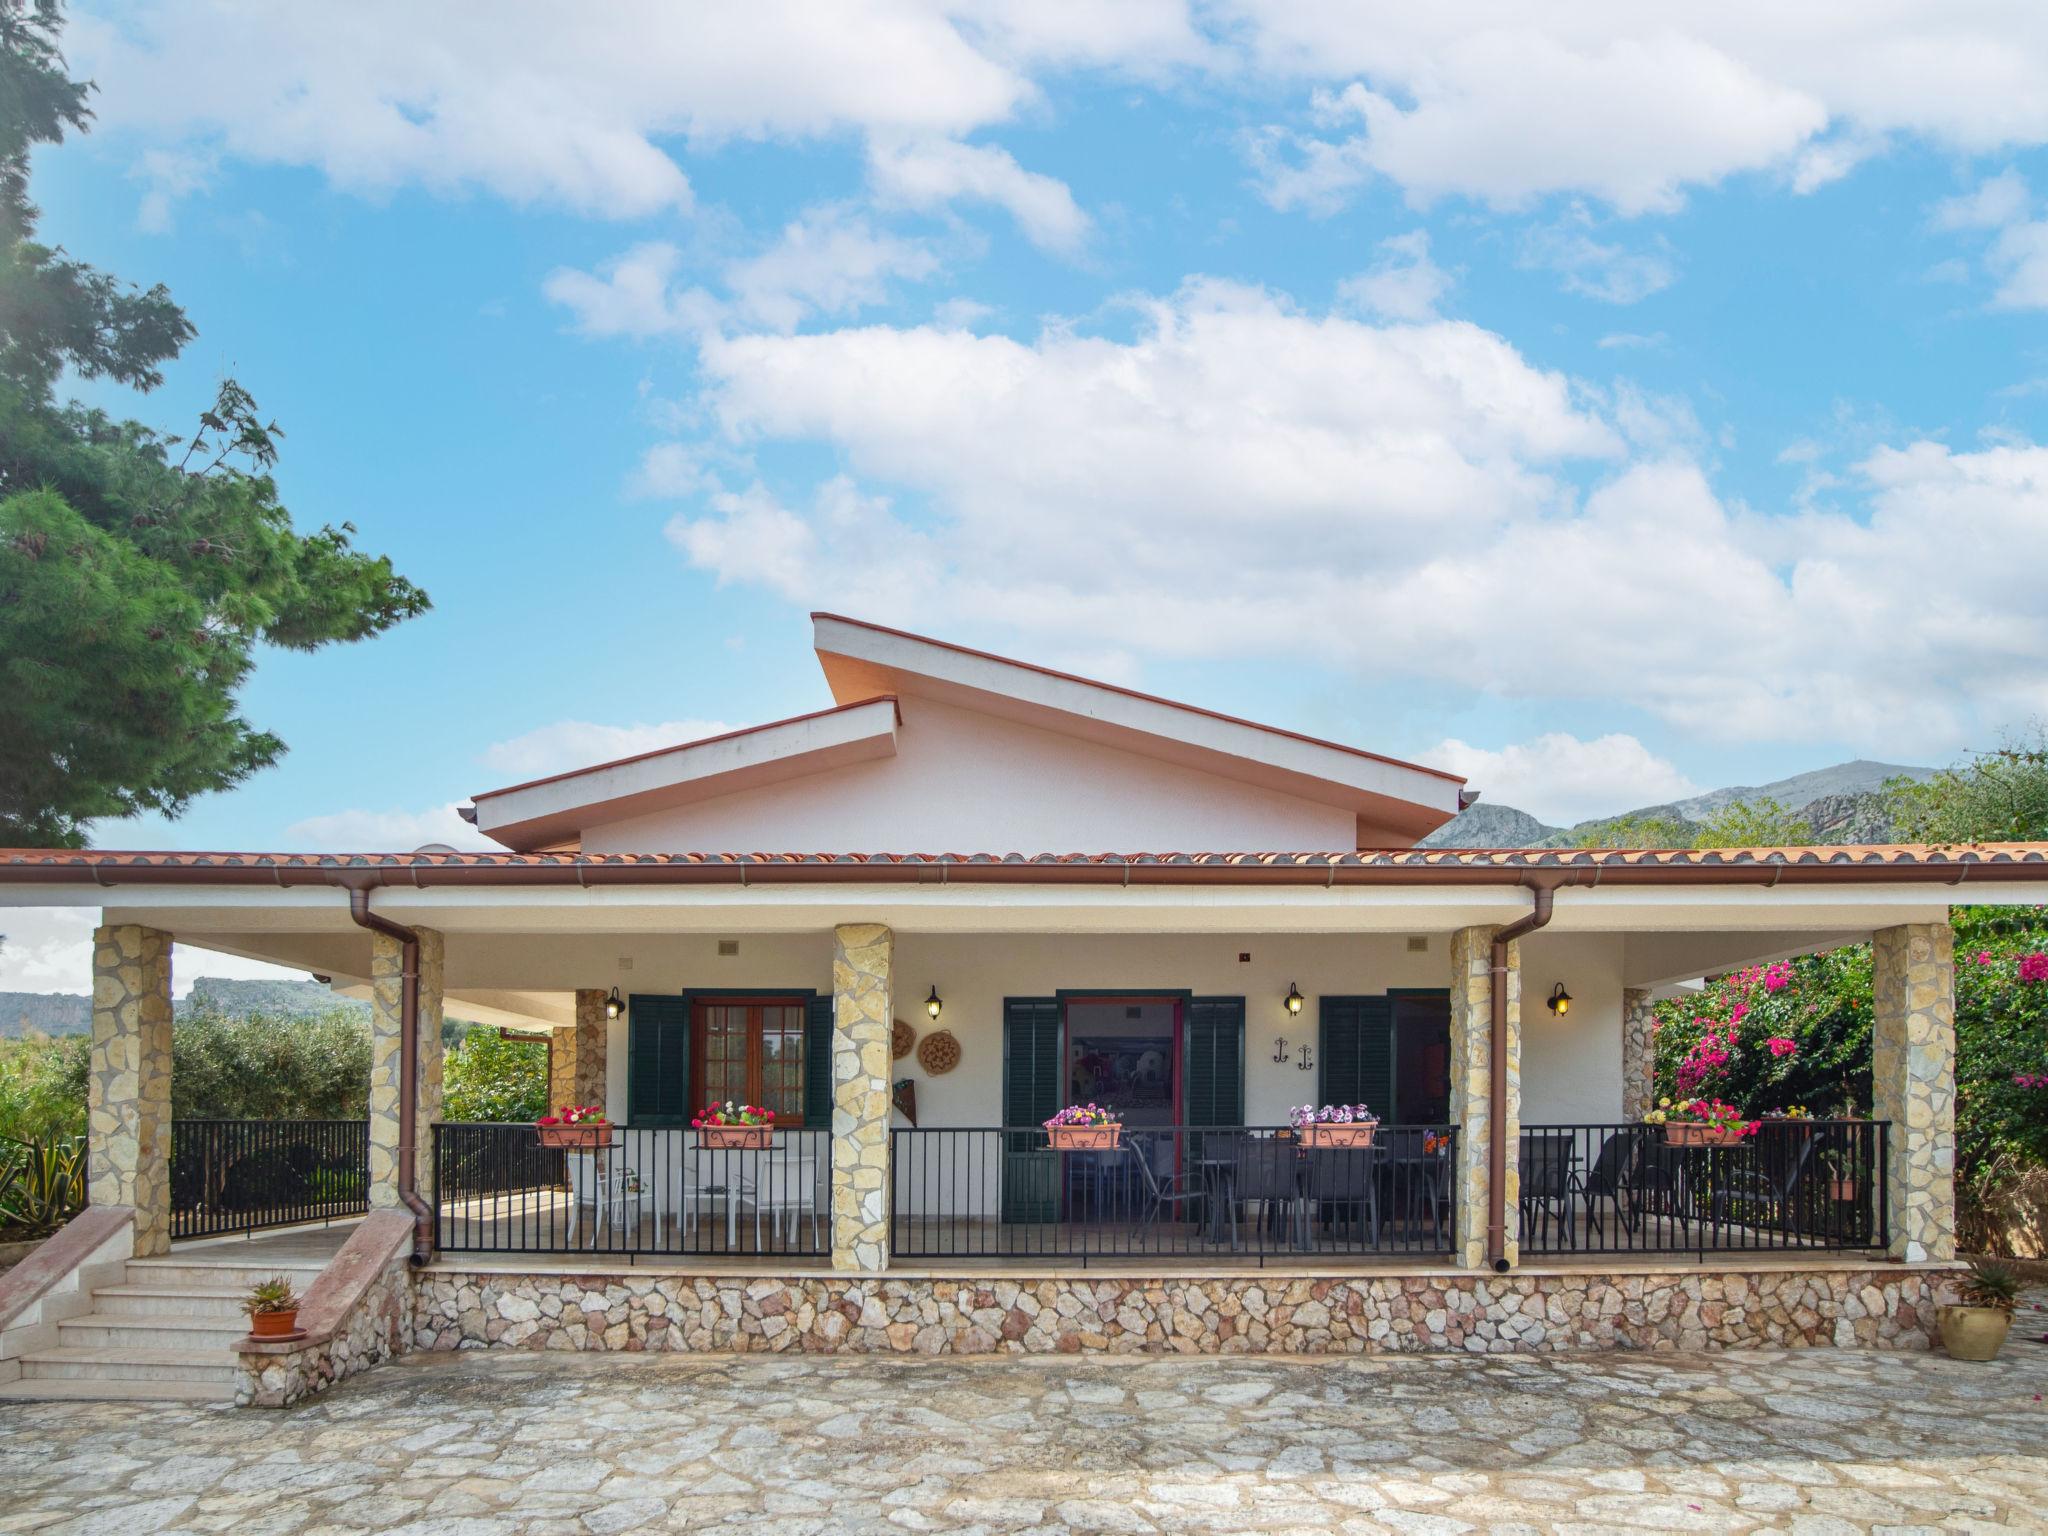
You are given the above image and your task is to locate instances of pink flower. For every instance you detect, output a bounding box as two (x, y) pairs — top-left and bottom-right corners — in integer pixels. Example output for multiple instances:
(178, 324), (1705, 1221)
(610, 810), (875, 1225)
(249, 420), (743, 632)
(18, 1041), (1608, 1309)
(1767, 1037), (1798, 1058)
(2019, 953), (2048, 984)
(1977, 951), (1995, 965)
(1730, 1002), (1750, 1025)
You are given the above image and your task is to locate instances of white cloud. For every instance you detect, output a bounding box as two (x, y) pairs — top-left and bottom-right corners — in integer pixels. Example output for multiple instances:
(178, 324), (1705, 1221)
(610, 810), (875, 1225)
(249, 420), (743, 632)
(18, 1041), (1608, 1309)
(1336, 230), (1451, 321)
(478, 719), (739, 781)
(1231, 5), (2048, 215)
(543, 243), (709, 340)
(0, 907), (303, 997)
(1931, 172), (2048, 309)
(1519, 208), (1677, 303)
(726, 207), (941, 332)
(1426, 734), (1701, 826)
(649, 279), (2048, 755)
(281, 803), (495, 852)
(867, 138), (1090, 254)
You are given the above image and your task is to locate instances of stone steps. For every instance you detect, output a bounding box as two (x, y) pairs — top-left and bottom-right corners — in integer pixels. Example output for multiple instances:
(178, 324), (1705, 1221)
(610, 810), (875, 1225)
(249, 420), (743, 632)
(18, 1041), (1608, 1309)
(0, 1375), (236, 1404)
(12, 1344), (241, 1385)
(57, 1312), (250, 1351)
(92, 1283), (251, 1320)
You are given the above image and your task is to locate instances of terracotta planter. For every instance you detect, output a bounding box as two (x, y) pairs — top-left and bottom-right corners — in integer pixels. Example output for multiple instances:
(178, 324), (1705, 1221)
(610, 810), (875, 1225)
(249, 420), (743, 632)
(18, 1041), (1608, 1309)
(698, 1124), (774, 1150)
(1047, 1124), (1122, 1151)
(1938, 1304), (2013, 1362)
(1301, 1122), (1378, 1149)
(1662, 1122), (1744, 1147)
(537, 1124), (614, 1150)
(248, 1309), (301, 1340)
(1829, 1177), (1863, 1202)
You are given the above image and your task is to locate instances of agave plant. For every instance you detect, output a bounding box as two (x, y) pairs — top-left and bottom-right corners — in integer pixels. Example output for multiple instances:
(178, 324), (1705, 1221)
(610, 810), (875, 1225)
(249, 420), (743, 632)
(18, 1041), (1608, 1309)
(0, 1134), (88, 1236)
(1959, 1259), (2023, 1314)
(241, 1276), (301, 1317)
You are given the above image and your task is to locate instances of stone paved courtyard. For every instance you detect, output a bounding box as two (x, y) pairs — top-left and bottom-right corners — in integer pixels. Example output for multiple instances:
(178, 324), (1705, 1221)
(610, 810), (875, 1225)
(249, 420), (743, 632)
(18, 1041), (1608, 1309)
(3, 1334), (2048, 1534)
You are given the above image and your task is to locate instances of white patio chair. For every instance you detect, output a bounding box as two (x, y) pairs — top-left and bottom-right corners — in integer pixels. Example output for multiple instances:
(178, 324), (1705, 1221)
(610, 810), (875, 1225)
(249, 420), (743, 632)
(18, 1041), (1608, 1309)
(564, 1151), (643, 1248)
(738, 1138), (825, 1251)
(675, 1140), (739, 1248)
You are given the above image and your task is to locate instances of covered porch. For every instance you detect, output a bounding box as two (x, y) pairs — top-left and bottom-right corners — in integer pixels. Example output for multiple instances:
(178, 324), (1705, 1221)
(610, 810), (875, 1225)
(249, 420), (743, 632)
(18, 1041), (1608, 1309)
(44, 847), (1987, 1281)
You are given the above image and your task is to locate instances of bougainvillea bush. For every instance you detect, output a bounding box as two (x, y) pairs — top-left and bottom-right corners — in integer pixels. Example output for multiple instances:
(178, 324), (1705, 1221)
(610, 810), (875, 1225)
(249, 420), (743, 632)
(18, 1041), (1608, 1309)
(1653, 950), (1874, 1117)
(1654, 904), (2048, 1247)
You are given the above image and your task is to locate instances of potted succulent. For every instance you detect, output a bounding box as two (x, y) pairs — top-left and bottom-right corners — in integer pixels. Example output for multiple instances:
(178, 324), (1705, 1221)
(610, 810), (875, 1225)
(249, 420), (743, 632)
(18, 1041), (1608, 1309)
(1291, 1103), (1380, 1148)
(1939, 1259), (2022, 1361)
(1044, 1104), (1121, 1150)
(1644, 1096), (1756, 1147)
(242, 1275), (303, 1340)
(693, 1101), (775, 1149)
(536, 1104), (613, 1149)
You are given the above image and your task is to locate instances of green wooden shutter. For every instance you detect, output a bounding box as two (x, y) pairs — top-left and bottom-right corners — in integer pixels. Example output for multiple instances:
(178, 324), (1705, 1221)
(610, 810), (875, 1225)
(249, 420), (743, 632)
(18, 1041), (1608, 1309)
(803, 995), (834, 1127)
(1319, 996), (1393, 1120)
(1184, 997), (1245, 1127)
(1001, 998), (1060, 1223)
(626, 995), (691, 1126)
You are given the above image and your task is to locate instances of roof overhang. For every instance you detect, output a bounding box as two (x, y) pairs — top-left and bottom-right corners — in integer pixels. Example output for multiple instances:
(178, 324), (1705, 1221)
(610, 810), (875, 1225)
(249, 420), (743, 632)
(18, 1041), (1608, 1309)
(811, 613), (1466, 841)
(469, 697), (901, 852)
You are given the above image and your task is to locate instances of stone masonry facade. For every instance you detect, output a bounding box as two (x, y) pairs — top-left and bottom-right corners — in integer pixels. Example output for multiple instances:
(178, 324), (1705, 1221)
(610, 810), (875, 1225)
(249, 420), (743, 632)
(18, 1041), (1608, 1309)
(368, 925), (445, 1209)
(236, 1239), (416, 1408)
(1448, 925), (1518, 1268)
(412, 1265), (1950, 1357)
(831, 923), (893, 1272)
(552, 989), (610, 1112)
(1621, 986), (1658, 1122)
(88, 923), (173, 1257)
(1873, 921), (1957, 1262)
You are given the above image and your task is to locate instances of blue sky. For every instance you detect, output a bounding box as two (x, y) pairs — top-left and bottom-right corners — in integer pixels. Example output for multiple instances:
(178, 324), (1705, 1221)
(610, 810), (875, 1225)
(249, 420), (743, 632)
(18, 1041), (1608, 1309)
(8, 3), (2048, 989)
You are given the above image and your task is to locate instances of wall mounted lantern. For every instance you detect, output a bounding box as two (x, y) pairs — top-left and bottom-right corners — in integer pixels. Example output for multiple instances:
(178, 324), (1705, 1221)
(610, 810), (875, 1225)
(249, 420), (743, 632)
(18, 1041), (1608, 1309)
(925, 984), (944, 1021)
(604, 986), (624, 1020)
(1546, 983), (1572, 1016)
(1284, 982), (1305, 1016)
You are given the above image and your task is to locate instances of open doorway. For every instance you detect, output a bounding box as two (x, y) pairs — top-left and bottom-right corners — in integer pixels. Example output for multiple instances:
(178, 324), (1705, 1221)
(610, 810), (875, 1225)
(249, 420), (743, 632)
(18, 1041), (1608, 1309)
(1063, 997), (1181, 1127)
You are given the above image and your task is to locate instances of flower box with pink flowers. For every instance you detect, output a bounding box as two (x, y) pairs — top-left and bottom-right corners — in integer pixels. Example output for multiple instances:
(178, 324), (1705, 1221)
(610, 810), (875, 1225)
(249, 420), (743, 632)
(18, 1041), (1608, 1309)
(1290, 1104), (1380, 1148)
(1044, 1104), (1121, 1150)
(693, 1102), (776, 1149)
(535, 1106), (613, 1149)
(1643, 1097), (1756, 1147)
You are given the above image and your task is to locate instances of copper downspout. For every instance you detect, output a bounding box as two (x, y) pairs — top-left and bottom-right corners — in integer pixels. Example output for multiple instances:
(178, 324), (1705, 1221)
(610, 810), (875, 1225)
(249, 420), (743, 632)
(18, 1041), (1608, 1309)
(346, 888), (435, 1263)
(1487, 879), (1560, 1272)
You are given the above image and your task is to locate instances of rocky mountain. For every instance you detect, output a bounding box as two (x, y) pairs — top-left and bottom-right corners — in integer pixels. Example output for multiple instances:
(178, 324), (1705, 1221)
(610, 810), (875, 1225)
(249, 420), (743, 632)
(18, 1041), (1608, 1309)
(0, 976), (366, 1039)
(1420, 759), (1937, 849)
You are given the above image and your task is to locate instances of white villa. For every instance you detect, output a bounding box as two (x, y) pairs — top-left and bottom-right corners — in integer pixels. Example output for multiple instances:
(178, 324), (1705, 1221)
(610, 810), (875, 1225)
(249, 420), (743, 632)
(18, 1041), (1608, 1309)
(2, 612), (2043, 1405)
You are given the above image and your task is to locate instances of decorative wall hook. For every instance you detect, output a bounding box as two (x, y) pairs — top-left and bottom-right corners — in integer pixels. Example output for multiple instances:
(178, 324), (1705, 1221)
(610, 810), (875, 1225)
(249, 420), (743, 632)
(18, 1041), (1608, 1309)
(1272, 1037), (1290, 1064)
(1297, 1042), (1314, 1072)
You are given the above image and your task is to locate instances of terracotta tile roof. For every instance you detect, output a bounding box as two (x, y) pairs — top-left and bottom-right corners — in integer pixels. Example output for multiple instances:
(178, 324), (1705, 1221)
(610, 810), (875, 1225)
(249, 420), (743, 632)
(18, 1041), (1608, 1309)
(0, 844), (2043, 886)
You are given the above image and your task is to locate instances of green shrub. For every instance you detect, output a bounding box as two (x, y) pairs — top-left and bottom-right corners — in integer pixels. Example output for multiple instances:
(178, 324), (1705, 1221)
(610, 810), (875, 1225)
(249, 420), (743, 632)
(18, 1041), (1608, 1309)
(0, 1133), (88, 1236)
(0, 1032), (89, 1142)
(442, 1027), (549, 1123)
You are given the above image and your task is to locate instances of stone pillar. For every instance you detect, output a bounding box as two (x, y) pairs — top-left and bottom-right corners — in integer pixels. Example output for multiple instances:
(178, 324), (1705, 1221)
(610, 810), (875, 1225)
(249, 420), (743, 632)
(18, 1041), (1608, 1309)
(830, 923), (893, 1272)
(368, 925), (445, 1210)
(90, 923), (173, 1256)
(1449, 925), (1520, 1269)
(554, 990), (611, 1111)
(1872, 921), (1956, 1262)
(1621, 987), (1658, 1123)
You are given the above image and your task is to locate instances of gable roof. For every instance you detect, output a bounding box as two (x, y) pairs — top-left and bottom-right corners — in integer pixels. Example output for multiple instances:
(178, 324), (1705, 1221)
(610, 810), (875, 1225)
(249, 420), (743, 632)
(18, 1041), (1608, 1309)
(465, 617), (1469, 851)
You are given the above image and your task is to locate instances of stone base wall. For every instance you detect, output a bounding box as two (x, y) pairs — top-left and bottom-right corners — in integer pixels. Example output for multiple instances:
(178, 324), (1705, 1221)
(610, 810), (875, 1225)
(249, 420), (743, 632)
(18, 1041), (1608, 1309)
(413, 1266), (1948, 1358)
(236, 1242), (415, 1408)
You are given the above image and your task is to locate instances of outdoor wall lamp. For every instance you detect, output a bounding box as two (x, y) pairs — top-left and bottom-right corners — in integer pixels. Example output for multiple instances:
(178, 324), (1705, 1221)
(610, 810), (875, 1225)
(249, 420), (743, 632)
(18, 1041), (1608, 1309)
(1284, 982), (1305, 1016)
(1546, 983), (1572, 1016)
(604, 986), (624, 1020)
(925, 984), (944, 1020)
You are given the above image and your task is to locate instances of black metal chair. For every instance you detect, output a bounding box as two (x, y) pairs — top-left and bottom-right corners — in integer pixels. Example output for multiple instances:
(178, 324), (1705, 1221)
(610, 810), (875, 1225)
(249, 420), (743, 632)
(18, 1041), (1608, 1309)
(1710, 1125), (1819, 1240)
(1233, 1137), (1306, 1248)
(1518, 1131), (1576, 1250)
(1307, 1146), (1379, 1248)
(1575, 1125), (1682, 1242)
(1131, 1140), (1218, 1243)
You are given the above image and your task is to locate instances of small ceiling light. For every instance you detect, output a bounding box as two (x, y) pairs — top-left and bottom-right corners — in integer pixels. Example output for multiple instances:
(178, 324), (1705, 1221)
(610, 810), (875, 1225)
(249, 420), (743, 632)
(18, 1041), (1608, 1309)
(604, 986), (624, 1020)
(925, 984), (943, 1021)
(1284, 982), (1305, 1016)
(1546, 983), (1572, 1017)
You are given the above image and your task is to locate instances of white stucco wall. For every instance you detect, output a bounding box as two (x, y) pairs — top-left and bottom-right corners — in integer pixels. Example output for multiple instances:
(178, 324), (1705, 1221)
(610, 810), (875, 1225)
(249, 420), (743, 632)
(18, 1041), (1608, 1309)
(579, 695), (1360, 854)
(600, 928), (1625, 1129)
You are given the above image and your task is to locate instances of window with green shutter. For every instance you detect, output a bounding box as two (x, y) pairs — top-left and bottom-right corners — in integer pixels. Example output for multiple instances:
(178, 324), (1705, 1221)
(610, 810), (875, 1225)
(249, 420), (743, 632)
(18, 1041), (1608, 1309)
(1001, 997), (1061, 1223)
(626, 994), (691, 1126)
(804, 995), (834, 1127)
(1183, 997), (1245, 1127)
(1319, 996), (1394, 1120)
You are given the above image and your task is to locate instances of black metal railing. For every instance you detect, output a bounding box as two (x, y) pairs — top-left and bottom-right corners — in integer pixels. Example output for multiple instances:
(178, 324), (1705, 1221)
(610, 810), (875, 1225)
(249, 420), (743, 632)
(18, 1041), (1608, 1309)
(1517, 1119), (1888, 1256)
(170, 1119), (370, 1239)
(890, 1125), (1458, 1265)
(432, 1123), (829, 1258)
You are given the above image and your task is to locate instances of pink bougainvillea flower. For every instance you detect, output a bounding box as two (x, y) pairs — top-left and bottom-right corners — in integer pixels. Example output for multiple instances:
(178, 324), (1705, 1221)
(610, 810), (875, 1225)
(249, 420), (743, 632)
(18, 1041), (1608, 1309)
(1977, 951), (1994, 965)
(2019, 952), (2048, 983)
(1767, 1037), (1797, 1058)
